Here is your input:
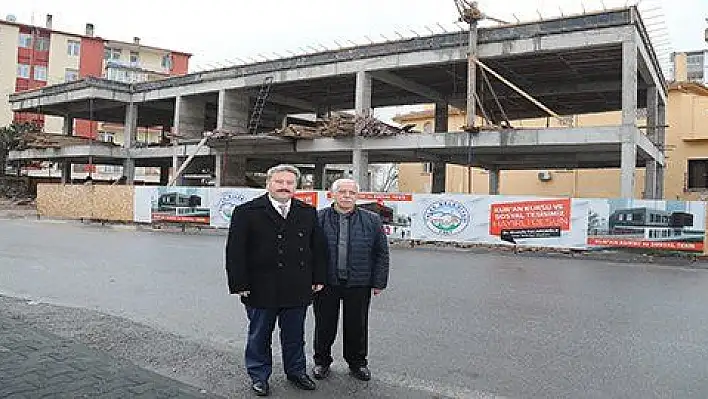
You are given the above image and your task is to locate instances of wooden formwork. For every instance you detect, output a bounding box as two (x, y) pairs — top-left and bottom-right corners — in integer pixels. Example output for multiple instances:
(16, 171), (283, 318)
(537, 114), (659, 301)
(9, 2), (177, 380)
(36, 184), (134, 222)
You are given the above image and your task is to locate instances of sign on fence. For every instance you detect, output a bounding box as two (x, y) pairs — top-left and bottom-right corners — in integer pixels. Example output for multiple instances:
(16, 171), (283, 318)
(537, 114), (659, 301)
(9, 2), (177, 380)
(134, 187), (707, 253)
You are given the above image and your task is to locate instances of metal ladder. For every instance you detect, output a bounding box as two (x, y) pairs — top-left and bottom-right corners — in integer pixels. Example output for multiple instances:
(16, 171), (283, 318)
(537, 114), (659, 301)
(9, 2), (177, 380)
(247, 76), (274, 134)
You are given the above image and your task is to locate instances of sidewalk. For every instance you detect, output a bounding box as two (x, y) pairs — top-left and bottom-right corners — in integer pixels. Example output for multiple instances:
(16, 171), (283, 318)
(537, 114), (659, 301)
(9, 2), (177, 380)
(0, 313), (219, 399)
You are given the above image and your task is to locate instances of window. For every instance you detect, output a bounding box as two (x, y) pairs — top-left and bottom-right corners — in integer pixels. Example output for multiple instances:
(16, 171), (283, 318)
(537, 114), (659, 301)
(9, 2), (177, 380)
(130, 51), (139, 66)
(104, 47), (121, 61)
(33, 66), (47, 81)
(18, 33), (32, 48)
(687, 159), (708, 190)
(17, 64), (30, 78)
(98, 132), (114, 143)
(34, 37), (49, 51)
(161, 54), (172, 69)
(687, 54), (704, 66)
(67, 40), (80, 56)
(65, 68), (79, 82)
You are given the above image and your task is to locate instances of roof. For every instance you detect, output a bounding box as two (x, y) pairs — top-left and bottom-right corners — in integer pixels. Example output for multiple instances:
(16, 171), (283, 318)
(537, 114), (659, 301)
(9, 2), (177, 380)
(0, 19), (191, 57)
(669, 81), (708, 97)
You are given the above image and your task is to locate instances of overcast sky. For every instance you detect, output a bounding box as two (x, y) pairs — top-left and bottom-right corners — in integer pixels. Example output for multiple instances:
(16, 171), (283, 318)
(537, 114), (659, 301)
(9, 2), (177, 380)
(3, 0), (706, 120)
(3, 0), (705, 71)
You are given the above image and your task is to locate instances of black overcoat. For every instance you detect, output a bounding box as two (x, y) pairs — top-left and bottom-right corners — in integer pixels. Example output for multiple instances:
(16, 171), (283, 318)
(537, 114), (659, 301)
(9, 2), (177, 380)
(225, 194), (327, 308)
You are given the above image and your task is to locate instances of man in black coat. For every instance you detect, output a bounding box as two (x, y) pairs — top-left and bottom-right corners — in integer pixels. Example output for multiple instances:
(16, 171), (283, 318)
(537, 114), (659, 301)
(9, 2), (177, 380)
(225, 164), (326, 396)
(312, 178), (390, 382)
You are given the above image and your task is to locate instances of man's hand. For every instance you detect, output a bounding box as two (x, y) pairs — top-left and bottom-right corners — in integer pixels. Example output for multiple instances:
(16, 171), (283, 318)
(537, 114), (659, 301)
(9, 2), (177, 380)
(312, 284), (324, 292)
(236, 291), (250, 297)
(372, 288), (383, 296)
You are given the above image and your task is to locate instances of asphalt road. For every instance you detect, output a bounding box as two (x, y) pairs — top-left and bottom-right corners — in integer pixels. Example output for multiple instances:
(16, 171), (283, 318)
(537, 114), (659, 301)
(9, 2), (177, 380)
(2, 218), (708, 398)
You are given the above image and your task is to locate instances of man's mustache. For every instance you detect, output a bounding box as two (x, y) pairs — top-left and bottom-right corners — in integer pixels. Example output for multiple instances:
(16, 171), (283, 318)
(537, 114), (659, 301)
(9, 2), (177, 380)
(277, 189), (292, 193)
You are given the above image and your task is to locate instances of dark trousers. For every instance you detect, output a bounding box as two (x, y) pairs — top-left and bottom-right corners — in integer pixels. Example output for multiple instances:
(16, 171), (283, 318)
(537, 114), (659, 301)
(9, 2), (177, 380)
(313, 285), (371, 368)
(245, 306), (307, 383)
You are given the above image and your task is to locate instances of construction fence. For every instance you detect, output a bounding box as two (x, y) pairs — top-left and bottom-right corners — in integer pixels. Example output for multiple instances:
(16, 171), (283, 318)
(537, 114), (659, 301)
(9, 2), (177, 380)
(36, 184), (708, 255)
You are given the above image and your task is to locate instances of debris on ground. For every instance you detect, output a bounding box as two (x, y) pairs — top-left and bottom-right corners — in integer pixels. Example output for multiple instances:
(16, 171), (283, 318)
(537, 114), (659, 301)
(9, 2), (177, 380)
(269, 112), (417, 139)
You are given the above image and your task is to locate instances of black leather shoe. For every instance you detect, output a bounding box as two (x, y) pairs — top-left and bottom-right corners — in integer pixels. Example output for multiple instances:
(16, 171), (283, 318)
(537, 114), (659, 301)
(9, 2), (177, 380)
(251, 381), (269, 396)
(313, 365), (330, 380)
(350, 366), (371, 381)
(287, 373), (316, 390)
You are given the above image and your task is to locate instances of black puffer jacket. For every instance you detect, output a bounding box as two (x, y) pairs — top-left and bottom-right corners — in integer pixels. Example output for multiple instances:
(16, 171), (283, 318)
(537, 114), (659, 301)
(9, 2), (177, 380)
(318, 206), (389, 289)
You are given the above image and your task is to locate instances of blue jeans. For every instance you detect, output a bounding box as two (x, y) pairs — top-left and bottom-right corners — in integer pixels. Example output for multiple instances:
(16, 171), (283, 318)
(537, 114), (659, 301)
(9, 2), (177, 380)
(245, 306), (307, 383)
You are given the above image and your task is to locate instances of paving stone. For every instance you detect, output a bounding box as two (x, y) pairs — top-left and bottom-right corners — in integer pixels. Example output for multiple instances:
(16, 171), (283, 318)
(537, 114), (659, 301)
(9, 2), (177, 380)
(0, 313), (219, 398)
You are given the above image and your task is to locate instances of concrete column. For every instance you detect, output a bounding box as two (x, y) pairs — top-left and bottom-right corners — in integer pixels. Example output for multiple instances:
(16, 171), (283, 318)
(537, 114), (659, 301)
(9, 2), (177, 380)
(315, 105), (328, 120)
(353, 71), (372, 191)
(643, 87), (659, 199)
(622, 40), (638, 127)
(431, 102), (449, 193)
(656, 97), (666, 199)
(434, 102), (449, 133)
(620, 129), (637, 199)
(174, 95), (206, 140)
(644, 161), (657, 199)
(620, 38), (638, 198)
(646, 87), (658, 144)
(62, 115), (74, 136)
(488, 168), (500, 195)
(217, 90), (249, 134)
(223, 156), (247, 187)
(313, 163), (326, 190)
(122, 158), (135, 184)
(355, 71), (372, 117)
(159, 166), (170, 186)
(172, 155), (185, 186)
(123, 103), (138, 149)
(60, 162), (71, 184)
(431, 163), (446, 193)
(656, 164), (665, 199)
(352, 150), (369, 191)
(214, 153), (223, 187)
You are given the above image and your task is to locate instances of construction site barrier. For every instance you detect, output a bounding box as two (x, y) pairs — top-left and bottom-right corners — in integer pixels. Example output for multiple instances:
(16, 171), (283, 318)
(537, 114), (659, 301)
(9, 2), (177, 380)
(33, 184), (708, 256)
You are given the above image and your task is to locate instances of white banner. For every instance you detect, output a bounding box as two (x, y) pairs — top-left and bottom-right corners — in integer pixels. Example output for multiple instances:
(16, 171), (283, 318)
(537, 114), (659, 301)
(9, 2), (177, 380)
(210, 188), (265, 228)
(132, 187), (706, 253)
(412, 195), (589, 248)
(133, 186), (212, 225)
(316, 192), (417, 238)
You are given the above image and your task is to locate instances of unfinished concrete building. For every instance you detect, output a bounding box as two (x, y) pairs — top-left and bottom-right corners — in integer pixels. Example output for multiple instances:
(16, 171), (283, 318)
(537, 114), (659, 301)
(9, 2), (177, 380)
(8, 6), (666, 198)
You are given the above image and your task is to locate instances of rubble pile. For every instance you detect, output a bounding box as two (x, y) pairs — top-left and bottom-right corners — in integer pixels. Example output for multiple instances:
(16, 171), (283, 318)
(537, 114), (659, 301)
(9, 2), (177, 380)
(269, 113), (414, 139)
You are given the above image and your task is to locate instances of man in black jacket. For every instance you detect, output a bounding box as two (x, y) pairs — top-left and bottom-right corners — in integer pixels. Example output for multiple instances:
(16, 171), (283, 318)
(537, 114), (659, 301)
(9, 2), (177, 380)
(312, 178), (390, 382)
(225, 164), (327, 396)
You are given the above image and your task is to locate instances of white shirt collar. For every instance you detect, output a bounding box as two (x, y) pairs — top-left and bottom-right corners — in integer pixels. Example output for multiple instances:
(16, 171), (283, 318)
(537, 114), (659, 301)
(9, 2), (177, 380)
(268, 194), (291, 212)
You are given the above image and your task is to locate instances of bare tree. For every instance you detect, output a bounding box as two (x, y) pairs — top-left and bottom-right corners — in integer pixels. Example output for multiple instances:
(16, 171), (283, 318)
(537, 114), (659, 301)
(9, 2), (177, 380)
(375, 164), (399, 192)
(0, 122), (38, 176)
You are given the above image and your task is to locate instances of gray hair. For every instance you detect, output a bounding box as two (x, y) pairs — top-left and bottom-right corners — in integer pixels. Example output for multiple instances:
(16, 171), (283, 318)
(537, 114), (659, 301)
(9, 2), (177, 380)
(330, 178), (359, 193)
(266, 164), (301, 182)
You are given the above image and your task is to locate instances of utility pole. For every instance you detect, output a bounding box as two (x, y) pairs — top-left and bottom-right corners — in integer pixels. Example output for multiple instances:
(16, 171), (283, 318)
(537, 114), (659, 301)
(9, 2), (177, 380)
(456, 0), (484, 132)
(454, 1), (485, 193)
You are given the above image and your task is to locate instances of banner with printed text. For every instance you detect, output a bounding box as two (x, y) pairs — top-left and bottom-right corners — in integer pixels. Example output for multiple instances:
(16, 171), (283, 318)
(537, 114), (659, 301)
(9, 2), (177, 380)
(317, 191), (416, 238)
(412, 195), (588, 248)
(585, 198), (706, 252)
(133, 187), (707, 253)
(134, 186), (212, 224)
